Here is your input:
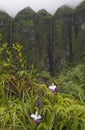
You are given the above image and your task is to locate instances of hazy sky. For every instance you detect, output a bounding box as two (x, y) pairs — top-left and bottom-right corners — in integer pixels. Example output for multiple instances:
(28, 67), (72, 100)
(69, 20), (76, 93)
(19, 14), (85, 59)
(0, 0), (83, 17)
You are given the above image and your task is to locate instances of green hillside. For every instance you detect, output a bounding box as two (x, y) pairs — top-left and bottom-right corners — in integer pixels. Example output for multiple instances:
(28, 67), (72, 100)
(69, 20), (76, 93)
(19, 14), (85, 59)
(0, 1), (85, 130)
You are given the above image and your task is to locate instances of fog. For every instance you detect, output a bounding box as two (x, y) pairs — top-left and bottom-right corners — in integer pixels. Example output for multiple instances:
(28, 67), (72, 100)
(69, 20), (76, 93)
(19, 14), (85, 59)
(0, 0), (83, 17)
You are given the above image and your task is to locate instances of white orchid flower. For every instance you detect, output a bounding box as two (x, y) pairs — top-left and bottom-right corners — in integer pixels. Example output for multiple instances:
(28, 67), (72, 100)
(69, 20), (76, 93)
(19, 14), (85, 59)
(31, 111), (41, 124)
(49, 83), (56, 93)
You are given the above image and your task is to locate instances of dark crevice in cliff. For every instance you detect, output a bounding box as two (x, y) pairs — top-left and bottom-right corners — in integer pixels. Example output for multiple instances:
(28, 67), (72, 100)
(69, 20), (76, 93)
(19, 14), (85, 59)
(0, 1), (85, 73)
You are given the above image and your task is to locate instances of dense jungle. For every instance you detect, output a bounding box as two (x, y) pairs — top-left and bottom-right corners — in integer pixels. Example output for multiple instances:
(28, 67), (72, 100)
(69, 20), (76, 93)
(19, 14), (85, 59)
(0, 1), (85, 130)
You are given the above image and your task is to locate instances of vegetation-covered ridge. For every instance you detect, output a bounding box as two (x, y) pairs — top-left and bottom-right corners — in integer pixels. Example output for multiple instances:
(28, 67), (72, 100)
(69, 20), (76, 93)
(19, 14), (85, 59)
(0, 1), (85, 73)
(0, 43), (85, 130)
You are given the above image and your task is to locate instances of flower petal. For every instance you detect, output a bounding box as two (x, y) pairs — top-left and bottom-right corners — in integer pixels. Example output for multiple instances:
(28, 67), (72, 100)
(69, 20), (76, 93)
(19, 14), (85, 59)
(31, 114), (35, 118)
(37, 115), (41, 119)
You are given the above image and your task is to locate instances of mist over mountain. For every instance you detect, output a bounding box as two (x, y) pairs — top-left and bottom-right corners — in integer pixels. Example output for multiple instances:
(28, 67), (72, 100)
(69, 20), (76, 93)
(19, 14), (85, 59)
(0, 0), (85, 72)
(0, 0), (83, 17)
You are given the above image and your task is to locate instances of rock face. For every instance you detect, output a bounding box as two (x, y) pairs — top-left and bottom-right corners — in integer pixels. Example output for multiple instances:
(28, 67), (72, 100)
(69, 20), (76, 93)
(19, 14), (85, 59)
(0, 11), (12, 44)
(12, 7), (36, 67)
(0, 2), (85, 73)
(35, 9), (52, 71)
(53, 6), (73, 70)
(73, 1), (85, 62)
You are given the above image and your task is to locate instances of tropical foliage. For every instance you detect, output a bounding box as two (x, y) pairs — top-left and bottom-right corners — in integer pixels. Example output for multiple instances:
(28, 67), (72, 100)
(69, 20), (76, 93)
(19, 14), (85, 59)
(0, 1), (85, 130)
(0, 43), (85, 130)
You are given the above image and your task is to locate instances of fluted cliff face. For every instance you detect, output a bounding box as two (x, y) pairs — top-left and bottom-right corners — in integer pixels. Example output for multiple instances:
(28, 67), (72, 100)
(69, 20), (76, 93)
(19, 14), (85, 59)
(35, 9), (52, 70)
(12, 7), (36, 66)
(53, 6), (73, 70)
(73, 1), (85, 62)
(0, 1), (85, 72)
(0, 11), (12, 44)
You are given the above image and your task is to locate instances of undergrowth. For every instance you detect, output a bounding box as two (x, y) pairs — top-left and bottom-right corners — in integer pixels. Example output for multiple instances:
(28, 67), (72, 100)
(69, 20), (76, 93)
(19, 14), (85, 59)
(0, 43), (85, 130)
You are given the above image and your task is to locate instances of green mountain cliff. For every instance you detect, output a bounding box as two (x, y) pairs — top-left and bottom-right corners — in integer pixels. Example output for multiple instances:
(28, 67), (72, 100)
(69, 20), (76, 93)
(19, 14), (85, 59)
(0, 1), (85, 73)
